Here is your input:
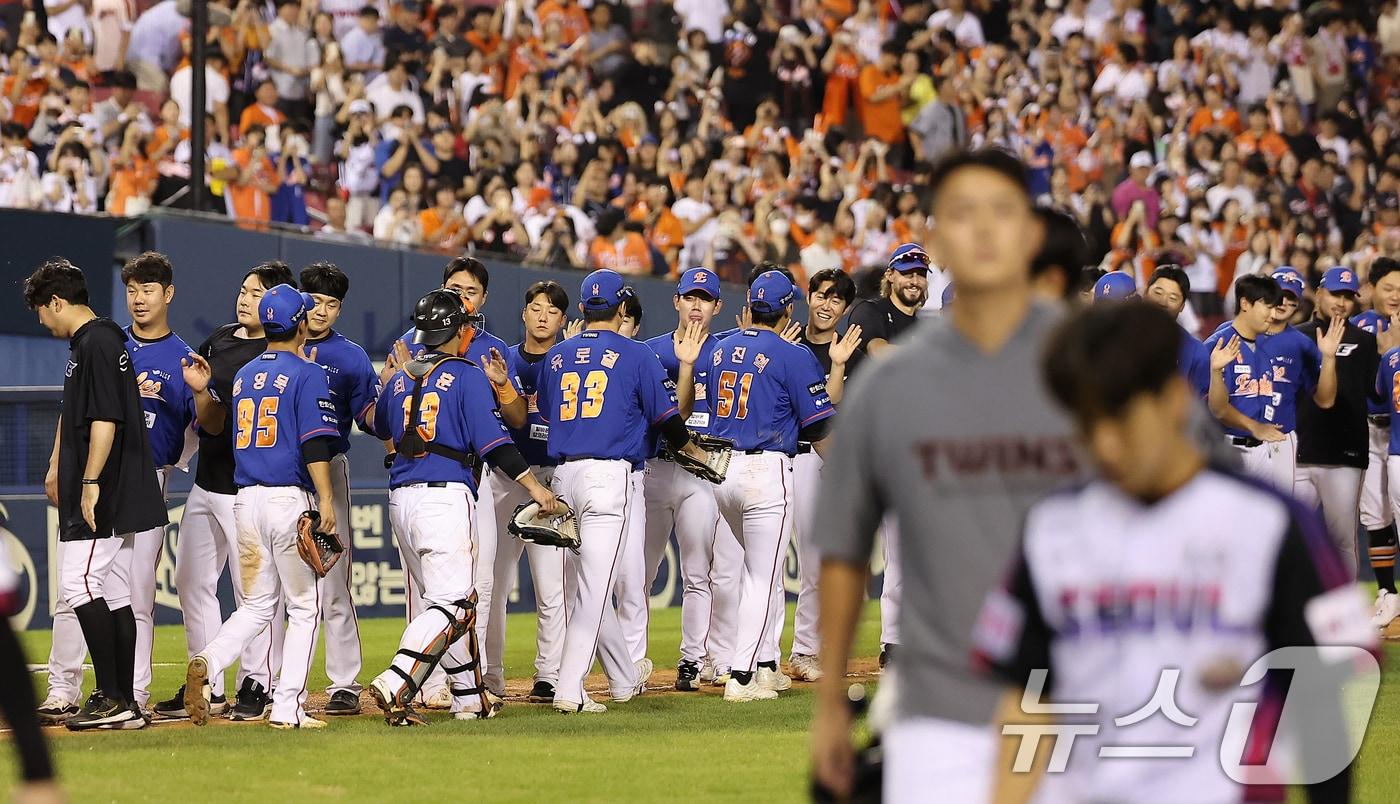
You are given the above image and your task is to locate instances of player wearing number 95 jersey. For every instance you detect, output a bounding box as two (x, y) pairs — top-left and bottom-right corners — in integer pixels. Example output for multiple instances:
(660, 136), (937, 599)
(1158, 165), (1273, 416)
(709, 271), (835, 703)
(184, 285), (340, 730)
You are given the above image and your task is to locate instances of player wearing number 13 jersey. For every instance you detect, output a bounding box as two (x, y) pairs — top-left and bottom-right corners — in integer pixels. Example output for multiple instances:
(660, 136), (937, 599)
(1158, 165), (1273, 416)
(708, 271), (835, 703)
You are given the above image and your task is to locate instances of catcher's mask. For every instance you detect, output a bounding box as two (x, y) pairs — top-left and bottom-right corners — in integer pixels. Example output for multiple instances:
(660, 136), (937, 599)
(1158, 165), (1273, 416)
(412, 288), (483, 357)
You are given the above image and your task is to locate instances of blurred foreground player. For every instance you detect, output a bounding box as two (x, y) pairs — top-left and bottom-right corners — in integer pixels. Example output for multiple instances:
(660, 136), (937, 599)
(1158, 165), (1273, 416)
(976, 301), (1370, 803)
(1352, 258), (1400, 627)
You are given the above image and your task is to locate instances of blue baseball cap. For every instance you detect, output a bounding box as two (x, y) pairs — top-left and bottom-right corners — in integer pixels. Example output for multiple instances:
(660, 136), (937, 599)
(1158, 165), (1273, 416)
(1093, 271), (1137, 300)
(259, 284), (315, 335)
(677, 267), (720, 300)
(748, 271), (795, 314)
(1320, 266), (1360, 294)
(888, 243), (932, 273)
(941, 283), (955, 307)
(1272, 270), (1305, 299)
(580, 269), (629, 312)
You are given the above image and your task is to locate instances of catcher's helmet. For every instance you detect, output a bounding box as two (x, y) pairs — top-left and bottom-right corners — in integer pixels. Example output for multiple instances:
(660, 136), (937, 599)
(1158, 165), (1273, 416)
(412, 288), (476, 347)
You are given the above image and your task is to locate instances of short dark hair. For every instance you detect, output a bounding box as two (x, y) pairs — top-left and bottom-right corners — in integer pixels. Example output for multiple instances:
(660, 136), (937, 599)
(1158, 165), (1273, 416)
(1043, 301), (1182, 422)
(1372, 257), (1400, 287)
(24, 258), (89, 309)
(621, 291), (643, 326)
(1148, 264), (1191, 297)
(809, 268), (856, 305)
(442, 256), (489, 290)
(300, 262), (350, 300)
(751, 307), (787, 327)
(1078, 267), (1107, 296)
(245, 260), (296, 290)
(748, 261), (795, 287)
(525, 280), (568, 311)
(1031, 206), (1088, 293)
(359, 4), (378, 16)
(265, 327), (300, 344)
(583, 304), (622, 323)
(121, 251), (173, 287)
(927, 148), (1030, 206)
(1235, 274), (1282, 311)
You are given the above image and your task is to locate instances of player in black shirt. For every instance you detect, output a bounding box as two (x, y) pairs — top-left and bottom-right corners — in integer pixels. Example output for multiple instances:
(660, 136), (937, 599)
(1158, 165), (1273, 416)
(152, 261), (296, 721)
(797, 269), (865, 402)
(1296, 267), (1377, 579)
(848, 242), (929, 363)
(24, 259), (165, 731)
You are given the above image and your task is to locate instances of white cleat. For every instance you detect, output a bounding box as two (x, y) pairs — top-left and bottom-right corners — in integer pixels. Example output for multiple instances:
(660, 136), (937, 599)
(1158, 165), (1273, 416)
(614, 658), (654, 702)
(419, 687), (453, 710)
(1372, 589), (1400, 629)
(756, 667), (792, 692)
(698, 659), (716, 684)
(711, 670), (731, 688)
(553, 692), (607, 714)
(724, 677), (779, 702)
(788, 653), (823, 682)
(269, 715), (326, 730)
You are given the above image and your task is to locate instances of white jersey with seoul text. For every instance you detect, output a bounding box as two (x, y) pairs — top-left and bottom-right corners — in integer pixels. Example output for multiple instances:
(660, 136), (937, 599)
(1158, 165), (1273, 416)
(973, 468), (1369, 804)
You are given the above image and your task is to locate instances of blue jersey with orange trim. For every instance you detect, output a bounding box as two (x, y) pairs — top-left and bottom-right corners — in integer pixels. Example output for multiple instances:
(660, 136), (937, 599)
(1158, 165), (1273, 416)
(1257, 325), (1321, 434)
(1355, 311), (1390, 415)
(124, 327), (196, 468)
(1203, 326), (1282, 437)
(706, 328), (834, 454)
(1379, 347), (1400, 455)
(305, 330), (380, 455)
(538, 329), (679, 464)
(231, 351), (340, 490)
(1178, 327), (1210, 398)
(373, 354), (513, 492)
(507, 343), (554, 467)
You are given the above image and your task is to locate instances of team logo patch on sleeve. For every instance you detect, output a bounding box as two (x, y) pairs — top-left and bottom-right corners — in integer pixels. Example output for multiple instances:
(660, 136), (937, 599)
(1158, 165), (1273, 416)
(971, 587), (1025, 662)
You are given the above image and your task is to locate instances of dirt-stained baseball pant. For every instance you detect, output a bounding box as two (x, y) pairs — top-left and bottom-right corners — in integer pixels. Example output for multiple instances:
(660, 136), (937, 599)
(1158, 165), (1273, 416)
(47, 470), (165, 707)
(378, 483), (488, 716)
(319, 454), (361, 696)
(1232, 432), (1298, 493)
(1362, 422), (1393, 531)
(714, 452), (794, 676)
(616, 469), (653, 664)
(552, 459), (640, 706)
(175, 483), (283, 699)
(1294, 465), (1362, 580)
(884, 716), (996, 804)
(790, 450), (823, 658)
(880, 517), (902, 647)
(196, 486), (320, 726)
(488, 465), (566, 688)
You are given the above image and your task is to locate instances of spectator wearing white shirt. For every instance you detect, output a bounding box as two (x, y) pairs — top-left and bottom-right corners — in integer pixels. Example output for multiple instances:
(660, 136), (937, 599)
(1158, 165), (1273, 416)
(0, 123), (43, 209)
(40, 140), (97, 214)
(92, 0), (137, 78)
(1191, 16), (1249, 65)
(673, 0), (726, 44)
(334, 98), (380, 230)
(169, 48), (231, 144)
(1050, 0), (1089, 43)
(927, 0), (984, 49)
(1091, 43), (1150, 103)
(364, 55), (424, 123)
(124, 0), (187, 91)
(340, 5), (386, 79)
(1205, 158), (1256, 215)
(799, 219), (844, 276)
(266, 0), (320, 124)
(45, 0), (91, 48)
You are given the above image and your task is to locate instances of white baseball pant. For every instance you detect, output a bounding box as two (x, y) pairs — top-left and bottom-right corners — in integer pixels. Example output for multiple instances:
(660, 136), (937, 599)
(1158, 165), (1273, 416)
(1361, 422), (1393, 530)
(1231, 431), (1298, 493)
(196, 486), (321, 726)
(380, 482), (488, 716)
(48, 469), (166, 707)
(1294, 464), (1362, 580)
(790, 450), (823, 658)
(880, 517), (902, 647)
(884, 716), (996, 804)
(615, 468), (653, 664)
(551, 459), (640, 706)
(714, 451), (794, 676)
(175, 483), (283, 698)
(319, 453), (361, 696)
(488, 465), (566, 687)
(1385, 457), (1400, 539)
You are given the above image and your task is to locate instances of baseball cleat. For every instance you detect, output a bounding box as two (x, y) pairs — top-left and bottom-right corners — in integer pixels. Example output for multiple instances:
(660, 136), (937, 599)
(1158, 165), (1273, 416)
(184, 656), (211, 726)
(486, 690), (506, 716)
(228, 679), (272, 721)
(553, 693), (607, 714)
(613, 658), (654, 702)
(711, 670), (731, 688)
(65, 691), (138, 731)
(102, 704), (150, 730)
(788, 653), (823, 682)
(153, 685), (226, 719)
(698, 659), (717, 684)
(418, 686), (452, 710)
(879, 643), (897, 671)
(723, 677), (779, 702)
(269, 715), (327, 730)
(369, 678), (427, 726)
(324, 690), (361, 716)
(675, 660), (701, 692)
(756, 667), (793, 692)
(527, 680), (556, 703)
(453, 703), (499, 721)
(36, 696), (78, 725)
(1372, 589), (1400, 629)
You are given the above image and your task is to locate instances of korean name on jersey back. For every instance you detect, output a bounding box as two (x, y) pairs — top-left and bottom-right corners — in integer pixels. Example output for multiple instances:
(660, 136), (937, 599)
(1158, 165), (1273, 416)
(231, 352), (340, 490)
(705, 329), (833, 455)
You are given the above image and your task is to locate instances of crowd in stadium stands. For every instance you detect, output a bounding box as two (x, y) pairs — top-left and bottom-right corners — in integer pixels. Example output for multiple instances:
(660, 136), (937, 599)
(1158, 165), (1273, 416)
(0, 0), (1397, 315)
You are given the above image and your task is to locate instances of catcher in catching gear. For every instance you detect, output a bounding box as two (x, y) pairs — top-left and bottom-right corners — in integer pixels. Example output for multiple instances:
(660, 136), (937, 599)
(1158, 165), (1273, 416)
(367, 289), (562, 725)
(296, 511), (345, 577)
(509, 500), (581, 552)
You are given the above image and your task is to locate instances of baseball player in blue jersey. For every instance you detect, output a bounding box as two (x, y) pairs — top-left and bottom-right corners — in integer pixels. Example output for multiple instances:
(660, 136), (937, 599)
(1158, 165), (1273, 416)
(539, 269), (714, 714)
(490, 280), (571, 704)
(1092, 270), (1137, 301)
(369, 289), (560, 725)
(1353, 258), (1400, 628)
(393, 257), (523, 708)
(40, 253), (196, 722)
(184, 284), (341, 730)
(709, 271), (835, 702)
(298, 263), (380, 716)
(1143, 265), (1212, 397)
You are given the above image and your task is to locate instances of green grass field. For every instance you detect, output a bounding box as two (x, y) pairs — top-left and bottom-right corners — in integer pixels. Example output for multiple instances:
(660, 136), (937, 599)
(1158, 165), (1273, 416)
(2, 605), (1399, 803)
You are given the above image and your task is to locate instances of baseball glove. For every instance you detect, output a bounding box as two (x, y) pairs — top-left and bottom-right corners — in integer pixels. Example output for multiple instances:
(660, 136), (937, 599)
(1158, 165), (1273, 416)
(669, 433), (732, 484)
(296, 510), (345, 578)
(508, 500), (581, 553)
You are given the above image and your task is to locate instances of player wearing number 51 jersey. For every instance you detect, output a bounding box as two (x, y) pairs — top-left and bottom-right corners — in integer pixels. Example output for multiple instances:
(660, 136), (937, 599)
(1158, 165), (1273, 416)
(185, 285), (341, 730)
(708, 271), (835, 703)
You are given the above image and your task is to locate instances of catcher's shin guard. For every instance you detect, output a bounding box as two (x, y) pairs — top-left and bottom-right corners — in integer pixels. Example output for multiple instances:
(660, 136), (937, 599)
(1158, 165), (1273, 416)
(383, 595), (475, 707)
(441, 599), (493, 718)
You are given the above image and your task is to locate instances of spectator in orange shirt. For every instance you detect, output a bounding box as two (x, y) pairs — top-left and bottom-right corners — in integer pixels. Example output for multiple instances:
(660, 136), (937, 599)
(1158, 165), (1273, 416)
(1235, 104), (1289, 164)
(589, 207), (653, 275)
(636, 175), (685, 273)
(238, 80), (287, 143)
(107, 123), (158, 216)
(858, 44), (907, 147)
(4, 46), (64, 129)
(419, 182), (466, 248)
(537, 0), (590, 47)
(227, 124), (278, 222)
(1187, 84), (1243, 137)
(819, 31), (860, 131)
